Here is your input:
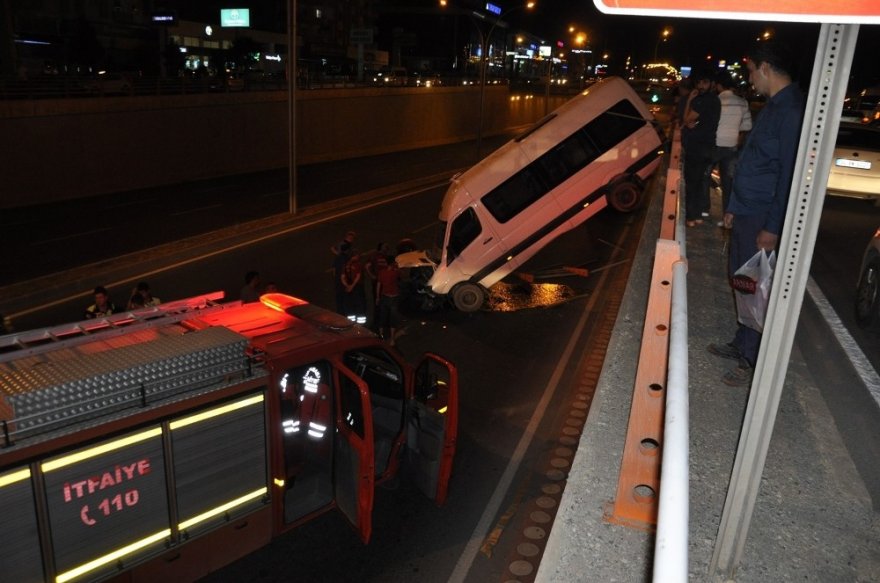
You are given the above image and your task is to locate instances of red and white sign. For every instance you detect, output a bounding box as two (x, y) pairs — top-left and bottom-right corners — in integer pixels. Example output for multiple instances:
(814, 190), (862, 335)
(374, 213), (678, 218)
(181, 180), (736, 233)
(593, 0), (880, 23)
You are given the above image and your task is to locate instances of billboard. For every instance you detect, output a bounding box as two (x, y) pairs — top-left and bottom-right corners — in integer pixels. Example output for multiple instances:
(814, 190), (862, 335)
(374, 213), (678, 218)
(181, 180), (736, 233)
(592, 0), (880, 23)
(220, 8), (251, 28)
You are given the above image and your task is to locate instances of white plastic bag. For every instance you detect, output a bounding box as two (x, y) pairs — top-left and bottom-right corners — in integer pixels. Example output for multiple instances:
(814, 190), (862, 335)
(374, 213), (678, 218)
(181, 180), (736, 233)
(731, 250), (776, 333)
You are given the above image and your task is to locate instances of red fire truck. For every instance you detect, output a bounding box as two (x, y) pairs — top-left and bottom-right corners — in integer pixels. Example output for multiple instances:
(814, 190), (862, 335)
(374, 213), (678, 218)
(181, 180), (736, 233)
(0, 292), (458, 583)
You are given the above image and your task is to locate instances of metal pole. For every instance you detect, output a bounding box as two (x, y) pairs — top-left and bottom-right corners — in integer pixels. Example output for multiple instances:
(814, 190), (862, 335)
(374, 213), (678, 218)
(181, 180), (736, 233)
(288, 0), (297, 214)
(653, 256), (689, 583)
(476, 7), (521, 158)
(708, 23), (859, 580)
(544, 58), (551, 116)
(477, 28), (486, 158)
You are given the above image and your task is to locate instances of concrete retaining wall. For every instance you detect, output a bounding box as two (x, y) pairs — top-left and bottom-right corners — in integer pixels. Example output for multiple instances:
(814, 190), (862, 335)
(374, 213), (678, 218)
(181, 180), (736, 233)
(0, 87), (567, 209)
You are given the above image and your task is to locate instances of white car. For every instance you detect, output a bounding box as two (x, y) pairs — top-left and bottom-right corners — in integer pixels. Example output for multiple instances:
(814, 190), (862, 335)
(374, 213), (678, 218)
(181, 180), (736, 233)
(855, 227), (880, 329)
(827, 122), (880, 205)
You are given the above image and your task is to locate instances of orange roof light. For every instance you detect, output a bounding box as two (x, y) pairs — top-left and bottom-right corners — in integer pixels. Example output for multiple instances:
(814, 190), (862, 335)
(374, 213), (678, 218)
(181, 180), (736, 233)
(261, 293), (309, 312)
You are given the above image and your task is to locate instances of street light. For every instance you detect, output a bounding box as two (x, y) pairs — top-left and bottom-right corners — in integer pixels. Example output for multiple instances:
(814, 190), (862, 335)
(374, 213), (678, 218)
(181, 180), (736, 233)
(443, 1), (534, 156)
(653, 27), (671, 61)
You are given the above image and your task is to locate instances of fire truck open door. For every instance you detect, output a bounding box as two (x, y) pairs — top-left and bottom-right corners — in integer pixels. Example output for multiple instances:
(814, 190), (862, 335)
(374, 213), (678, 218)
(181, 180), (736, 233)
(407, 354), (459, 506)
(334, 364), (376, 543)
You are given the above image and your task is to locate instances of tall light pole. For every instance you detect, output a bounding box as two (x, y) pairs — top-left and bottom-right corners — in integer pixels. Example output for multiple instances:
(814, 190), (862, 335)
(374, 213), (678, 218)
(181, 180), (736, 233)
(653, 27), (671, 62)
(288, 0), (297, 214)
(454, 1), (534, 156)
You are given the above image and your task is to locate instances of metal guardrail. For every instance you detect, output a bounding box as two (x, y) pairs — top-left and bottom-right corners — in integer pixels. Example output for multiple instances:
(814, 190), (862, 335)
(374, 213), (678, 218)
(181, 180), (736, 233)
(605, 126), (690, 580)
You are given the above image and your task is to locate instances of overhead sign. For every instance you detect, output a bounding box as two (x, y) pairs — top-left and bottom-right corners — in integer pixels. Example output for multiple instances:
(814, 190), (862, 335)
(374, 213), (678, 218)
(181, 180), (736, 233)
(592, 0), (880, 23)
(350, 28), (374, 44)
(150, 12), (177, 25)
(220, 8), (250, 28)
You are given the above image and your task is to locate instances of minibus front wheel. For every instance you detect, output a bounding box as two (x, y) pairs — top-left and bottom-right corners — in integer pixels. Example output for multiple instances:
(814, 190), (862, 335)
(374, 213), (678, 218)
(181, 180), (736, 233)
(607, 179), (643, 213)
(451, 283), (486, 312)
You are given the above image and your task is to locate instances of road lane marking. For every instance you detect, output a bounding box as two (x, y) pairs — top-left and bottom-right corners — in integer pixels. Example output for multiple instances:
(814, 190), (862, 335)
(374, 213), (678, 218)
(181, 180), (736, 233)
(806, 277), (880, 404)
(170, 203), (223, 216)
(30, 227), (114, 246)
(106, 198), (158, 209)
(446, 223), (631, 583)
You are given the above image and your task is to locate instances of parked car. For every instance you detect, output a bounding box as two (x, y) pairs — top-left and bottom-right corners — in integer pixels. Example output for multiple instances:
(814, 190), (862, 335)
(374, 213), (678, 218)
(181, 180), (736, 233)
(855, 228), (880, 330)
(827, 122), (880, 205)
(209, 73), (245, 92)
(852, 86), (880, 124)
(81, 71), (132, 95)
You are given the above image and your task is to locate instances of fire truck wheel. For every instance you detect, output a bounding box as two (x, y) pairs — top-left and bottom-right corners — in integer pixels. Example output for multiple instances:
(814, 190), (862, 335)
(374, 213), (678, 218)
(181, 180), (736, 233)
(452, 283), (485, 312)
(607, 180), (643, 213)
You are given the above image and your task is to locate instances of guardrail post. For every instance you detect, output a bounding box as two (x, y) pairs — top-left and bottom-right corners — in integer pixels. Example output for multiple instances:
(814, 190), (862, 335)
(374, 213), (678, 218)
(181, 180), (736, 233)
(606, 237), (681, 529)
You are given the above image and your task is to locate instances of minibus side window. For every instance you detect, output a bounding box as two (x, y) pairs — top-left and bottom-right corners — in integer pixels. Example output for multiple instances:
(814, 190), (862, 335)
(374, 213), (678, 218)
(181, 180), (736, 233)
(537, 130), (601, 191)
(447, 207), (482, 262)
(481, 166), (547, 224)
(585, 99), (647, 151)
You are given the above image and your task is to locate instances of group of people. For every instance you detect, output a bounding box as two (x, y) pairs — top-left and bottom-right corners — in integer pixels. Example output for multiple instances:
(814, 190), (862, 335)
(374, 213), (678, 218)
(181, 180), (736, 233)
(78, 235), (407, 347)
(331, 230), (405, 344)
(84, 281), (160, 319)
(677, 40), (805, 386)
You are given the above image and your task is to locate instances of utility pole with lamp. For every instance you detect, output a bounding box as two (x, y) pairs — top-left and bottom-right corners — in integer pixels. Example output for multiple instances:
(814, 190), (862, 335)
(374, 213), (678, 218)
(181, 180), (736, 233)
(441, 1), (535, 156)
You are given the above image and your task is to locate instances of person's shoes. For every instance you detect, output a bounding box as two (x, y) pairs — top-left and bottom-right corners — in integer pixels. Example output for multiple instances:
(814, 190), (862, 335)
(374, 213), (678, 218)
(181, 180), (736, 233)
(686, 219), (704, 227)
(707, 342), (742, 361)
(721, 361), (753, 387)
(701, 212), (710, 218)
(716, 220), (726, 228)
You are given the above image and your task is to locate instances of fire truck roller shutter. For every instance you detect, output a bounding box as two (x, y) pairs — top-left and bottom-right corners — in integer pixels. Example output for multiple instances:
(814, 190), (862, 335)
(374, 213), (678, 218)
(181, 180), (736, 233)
(0, 467), (43, 582)
(170, 393), (268, 539)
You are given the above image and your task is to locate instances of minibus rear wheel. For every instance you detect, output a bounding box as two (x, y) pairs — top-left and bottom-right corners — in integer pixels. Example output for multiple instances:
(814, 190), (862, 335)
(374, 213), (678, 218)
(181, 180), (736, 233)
(607, 179), (643, 213)
(452, 283), (485, 312)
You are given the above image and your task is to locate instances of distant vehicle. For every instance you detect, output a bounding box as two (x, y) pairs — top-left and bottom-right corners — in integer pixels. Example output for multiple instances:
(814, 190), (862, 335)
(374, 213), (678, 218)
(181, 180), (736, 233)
(81, 71), (132, 95)
(210, 72), (245, 92)
(0, 292), (458, 583)
(370, 67), (407, 86)
(410, 71), (442, 87)
(398, 76), (665, 312)
(851, 87), (880, 124)
(855, 228), (880, 329)
(826, 122), (880, 205)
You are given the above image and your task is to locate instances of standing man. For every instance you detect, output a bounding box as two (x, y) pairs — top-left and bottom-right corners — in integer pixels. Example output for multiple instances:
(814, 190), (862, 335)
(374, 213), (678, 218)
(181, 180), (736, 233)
(682, 68), (721, 226)
(713, 72), (753, 225)
(708, 41), (804, 386)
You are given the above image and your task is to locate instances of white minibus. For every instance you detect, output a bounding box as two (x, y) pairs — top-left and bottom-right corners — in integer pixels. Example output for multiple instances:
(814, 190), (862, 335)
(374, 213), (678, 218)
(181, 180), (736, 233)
(400, 76), (665, 312)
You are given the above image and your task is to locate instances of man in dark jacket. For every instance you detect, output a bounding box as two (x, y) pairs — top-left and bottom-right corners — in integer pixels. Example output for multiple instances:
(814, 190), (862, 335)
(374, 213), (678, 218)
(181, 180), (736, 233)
(682, 68), (721, 226)
(708, 41), (805, 386)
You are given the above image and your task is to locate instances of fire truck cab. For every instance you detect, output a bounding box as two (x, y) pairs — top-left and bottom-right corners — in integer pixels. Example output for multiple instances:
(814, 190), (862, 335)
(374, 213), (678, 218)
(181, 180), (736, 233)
(0, 292), (458, 583)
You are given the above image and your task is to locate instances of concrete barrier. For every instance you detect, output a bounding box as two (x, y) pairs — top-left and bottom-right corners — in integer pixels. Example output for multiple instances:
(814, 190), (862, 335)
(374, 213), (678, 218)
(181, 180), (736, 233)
(1, 87), (568, 208)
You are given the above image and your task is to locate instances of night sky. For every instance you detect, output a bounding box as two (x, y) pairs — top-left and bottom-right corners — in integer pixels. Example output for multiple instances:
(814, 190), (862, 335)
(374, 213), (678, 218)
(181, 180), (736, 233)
(516, 1), (878, 90)
(161, 1), (878, 91)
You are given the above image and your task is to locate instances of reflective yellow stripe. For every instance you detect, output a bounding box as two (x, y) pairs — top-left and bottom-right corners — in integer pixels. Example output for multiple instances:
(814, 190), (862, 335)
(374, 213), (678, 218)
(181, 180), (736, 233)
(55, 529), (170, 583)
(170, 394), (264, 430)
(0, 467), (31, 488)
(43, 428), (162, 472)
(178, 486), (267, 531)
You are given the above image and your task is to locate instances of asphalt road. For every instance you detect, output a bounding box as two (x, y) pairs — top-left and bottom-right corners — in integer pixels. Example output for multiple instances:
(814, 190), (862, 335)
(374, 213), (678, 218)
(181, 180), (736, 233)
(1, 131), (878, 582)
(1, 137), (645, 581)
